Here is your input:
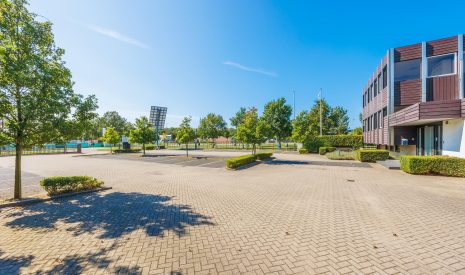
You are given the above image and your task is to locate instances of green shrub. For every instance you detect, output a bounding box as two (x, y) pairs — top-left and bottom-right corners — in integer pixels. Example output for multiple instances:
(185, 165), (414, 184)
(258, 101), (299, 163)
(400, 156), (465, 177)
(145, 145), (155, 150)
(354, 149), (389, 162)
(40, 176), (104, 196)
(298, 148), (308, 154)
(255, 152), (273, 160)
(114, 149), (141, 153)
(226, 154), (256, 169)
(303, 135), (363, 153)
(319, 147), (336, 155)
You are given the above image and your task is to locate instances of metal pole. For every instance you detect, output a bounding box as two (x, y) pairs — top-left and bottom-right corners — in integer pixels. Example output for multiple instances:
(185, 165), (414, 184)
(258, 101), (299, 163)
(156, 125), (159, 149)
(319, 88), (323, 136)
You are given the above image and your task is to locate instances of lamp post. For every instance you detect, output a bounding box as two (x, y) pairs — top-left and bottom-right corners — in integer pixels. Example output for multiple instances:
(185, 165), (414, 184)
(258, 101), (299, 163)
(319, 88), (323, 136)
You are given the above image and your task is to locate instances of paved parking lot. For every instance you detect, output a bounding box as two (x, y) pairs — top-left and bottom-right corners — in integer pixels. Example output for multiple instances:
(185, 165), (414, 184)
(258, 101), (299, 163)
(1, 151), (465, 274)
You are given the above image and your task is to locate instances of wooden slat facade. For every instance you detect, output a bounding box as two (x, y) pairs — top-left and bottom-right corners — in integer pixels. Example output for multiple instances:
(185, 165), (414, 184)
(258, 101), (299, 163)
(426, 75), (458, 101)
(394, 79), (422, 106)
(426, 36), (458, 57)
(394, 44), (421, 62)
(420, 100), (461, 119)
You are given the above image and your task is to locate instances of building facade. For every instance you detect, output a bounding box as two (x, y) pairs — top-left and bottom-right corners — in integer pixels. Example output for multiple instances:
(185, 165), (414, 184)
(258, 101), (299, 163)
(362, 35), (465, 157)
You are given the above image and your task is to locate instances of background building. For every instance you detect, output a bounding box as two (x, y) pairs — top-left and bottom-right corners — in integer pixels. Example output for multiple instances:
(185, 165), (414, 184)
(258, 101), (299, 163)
(362, 35), (465, 157)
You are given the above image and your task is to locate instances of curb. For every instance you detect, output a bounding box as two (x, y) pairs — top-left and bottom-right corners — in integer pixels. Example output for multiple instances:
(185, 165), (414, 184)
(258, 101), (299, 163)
(0, 187), (112, 209)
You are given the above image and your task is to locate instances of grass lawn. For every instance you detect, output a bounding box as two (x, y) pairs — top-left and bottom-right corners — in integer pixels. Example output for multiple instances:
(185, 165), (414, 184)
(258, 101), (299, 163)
(326, 150), (355, 160)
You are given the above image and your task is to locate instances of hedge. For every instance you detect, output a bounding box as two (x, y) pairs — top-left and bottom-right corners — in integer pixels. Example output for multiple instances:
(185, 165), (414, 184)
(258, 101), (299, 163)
(354, 149), (389, 162)
(114, 149), (141, 153)
(303, 135), (362, 153)
(40, 176), (104, 196)
(319, 147), (336, 155)
(226, 153), (273, 169)
(255, 152), (273, 160)
(298, 148), (308, 154)
(400, 156), (465, 177)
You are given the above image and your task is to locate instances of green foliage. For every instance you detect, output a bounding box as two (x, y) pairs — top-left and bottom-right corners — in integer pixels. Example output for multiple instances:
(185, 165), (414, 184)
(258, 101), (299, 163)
(236, 107), (269, 154)
(114, 149), (141, 153)
(198, 113), (227, 141)
(291, 98), (350, 142)
(302, 135), (362, 153)
(319, 147), (336, 155)
(354, 150), (389, 162)
(129, 116), (155, 155)
(177, 116), (196, 156)
(230, 107), (246, 128)
(255, 152), (273, 160)
(0, 0), (98, 199)
(226, 154), (256, 169)
(400, 156), (465, 177)
(262, 97), (292, 145)
(40, 176), (103, 196)
(298, 148), (308, 154)
(102, 127), (120, 153)
(351, 127), (363, 135)
(99, 111), (132, 136)
(326, 150), (355, 160)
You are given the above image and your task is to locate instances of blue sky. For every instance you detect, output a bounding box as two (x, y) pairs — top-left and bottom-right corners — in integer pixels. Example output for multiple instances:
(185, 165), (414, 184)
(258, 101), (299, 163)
(29, 0), (465, 128)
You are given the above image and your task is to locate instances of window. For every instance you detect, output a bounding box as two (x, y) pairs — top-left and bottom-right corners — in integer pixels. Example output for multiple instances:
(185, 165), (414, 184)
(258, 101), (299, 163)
(383, 107), (387, 117)
(374, 79), (378, 96)
(427, 53), (455, 77)
(382, 66), (388, 88)
(378, 110), (382, 128)
(378, 74), (382, 93)
(394, 59), (421, 81)
(373, 113), (378, 129)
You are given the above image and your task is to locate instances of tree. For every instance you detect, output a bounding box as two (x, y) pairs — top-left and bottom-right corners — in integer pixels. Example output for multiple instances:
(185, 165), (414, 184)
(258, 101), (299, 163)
(129, 116), (155, 155)
(230, 107), (246, 128)
(99, 111), (131, 136)
(262, 98), (292, 148)
(236, 108), (268, 155)
(102, 127), (120, 153)
(176, 116), (196, 157)
(198, 113), (226, 145)
(291, 98), (350, 143)
(0, 0), (98, 199)
(351, 127), (363, 135)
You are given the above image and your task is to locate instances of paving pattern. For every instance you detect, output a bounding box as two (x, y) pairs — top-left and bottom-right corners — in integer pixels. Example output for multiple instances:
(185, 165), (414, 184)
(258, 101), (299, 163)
(1, 152), (465, 274)
(0, 167), (43, 200)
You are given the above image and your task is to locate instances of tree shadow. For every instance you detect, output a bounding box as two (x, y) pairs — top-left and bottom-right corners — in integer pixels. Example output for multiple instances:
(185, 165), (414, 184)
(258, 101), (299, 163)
(6, 192), (214, 239)
(264, 159), (309, 165)
(0, 250), (33, 275)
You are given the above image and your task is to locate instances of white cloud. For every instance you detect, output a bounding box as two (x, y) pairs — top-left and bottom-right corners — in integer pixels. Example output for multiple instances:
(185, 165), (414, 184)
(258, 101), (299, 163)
(70, 19), (150, 49)
(222, 61), (277, 77)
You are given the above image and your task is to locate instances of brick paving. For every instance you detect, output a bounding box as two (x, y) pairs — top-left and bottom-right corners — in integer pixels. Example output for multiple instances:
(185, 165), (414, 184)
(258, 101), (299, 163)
(1, 152), (465, 274)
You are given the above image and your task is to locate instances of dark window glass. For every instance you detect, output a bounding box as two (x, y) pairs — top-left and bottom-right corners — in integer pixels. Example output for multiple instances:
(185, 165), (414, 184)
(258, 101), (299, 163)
(428, 54), (455, 77)
(383, 107), (387, 117)
(378, 110), (382, 128)
(378, 74), (382, 93)
(383, 66), (388, 88)
(394, 59), (421, 81)
(374, 79), (378, 96)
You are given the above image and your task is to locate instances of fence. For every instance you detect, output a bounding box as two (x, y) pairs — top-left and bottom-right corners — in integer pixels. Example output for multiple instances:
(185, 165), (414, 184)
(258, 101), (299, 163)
(0, 147), (78, 157)
(154, 142), (298, 151)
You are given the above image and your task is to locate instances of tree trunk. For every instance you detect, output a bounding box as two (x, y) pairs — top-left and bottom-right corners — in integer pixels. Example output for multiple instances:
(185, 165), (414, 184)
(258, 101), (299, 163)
(186, 144), (188, 157)
(110, 144), (113, 153)
(14, 142), (22, 200)
(277, 139), (281, 150)
(143, 143), (146, 155)
(252, 144), (256, 155)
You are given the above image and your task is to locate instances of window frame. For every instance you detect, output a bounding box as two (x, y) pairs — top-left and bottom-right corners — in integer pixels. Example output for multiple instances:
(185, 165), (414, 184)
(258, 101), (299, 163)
(426, 52), (457, 78)
(394, 58), (421, 82)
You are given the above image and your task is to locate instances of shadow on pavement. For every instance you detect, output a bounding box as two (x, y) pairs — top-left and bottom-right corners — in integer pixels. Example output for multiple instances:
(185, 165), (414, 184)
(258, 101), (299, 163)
(6, 192), (214, 239)
(0, 250), (33, 275)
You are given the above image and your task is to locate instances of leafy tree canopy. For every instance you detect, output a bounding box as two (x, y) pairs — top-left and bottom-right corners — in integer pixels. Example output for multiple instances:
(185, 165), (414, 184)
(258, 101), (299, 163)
(230, 107), (246, 128)
(236, 108), (269, 154)
(262, 97), (292, 145)
(198, 113), (226, 141)
(129, 116), (155, 155)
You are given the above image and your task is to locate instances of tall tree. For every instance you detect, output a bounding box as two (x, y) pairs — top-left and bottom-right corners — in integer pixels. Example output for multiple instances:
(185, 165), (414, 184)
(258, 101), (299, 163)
(0, 0), (98, 199)
(129, 116), (155, 155)
(198, 113), (226, 144)
(102, 127), (120, 154)
(99, 111), (131, 136)
(230, 107), (246, 128)
(262, 97), (292, 148)
(236, 108), (268, 155)
(329, 106), (350, 135)
(177, 116), (196, 157)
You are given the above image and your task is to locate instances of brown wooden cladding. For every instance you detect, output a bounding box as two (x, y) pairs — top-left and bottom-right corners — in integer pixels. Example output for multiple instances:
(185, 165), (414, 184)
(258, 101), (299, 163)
(426, 36), (457, 57)
(426, 75), (458, 101)
(461, 99), (465, 117)
(394, 43), (421, 62)
(389, 104), (419, 126)
(394, 79), (422, 106)
(420, 100), (461, 119)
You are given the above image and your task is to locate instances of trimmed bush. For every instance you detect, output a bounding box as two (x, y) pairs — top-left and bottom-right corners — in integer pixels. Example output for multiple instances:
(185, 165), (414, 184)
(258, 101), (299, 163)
(255, 152), (273, 160)
(354, 149), (389, 162)
(298, 148), (308, 154)
(226, 154), (256, 169)
(319, 147), (336, 155)
(303, 135), (363, 153)
(114, 149), (141, 153)
(40, 176), (104, 196)
(400, 156), (465, 177)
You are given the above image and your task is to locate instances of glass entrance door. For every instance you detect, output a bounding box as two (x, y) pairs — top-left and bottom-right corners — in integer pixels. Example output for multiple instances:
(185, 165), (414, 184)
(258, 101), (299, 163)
(417, 125), (442, 156)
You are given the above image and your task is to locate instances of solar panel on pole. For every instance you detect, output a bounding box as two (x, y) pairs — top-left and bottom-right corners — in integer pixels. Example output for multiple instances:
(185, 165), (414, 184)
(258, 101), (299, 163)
(149, 106), (168, 148)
